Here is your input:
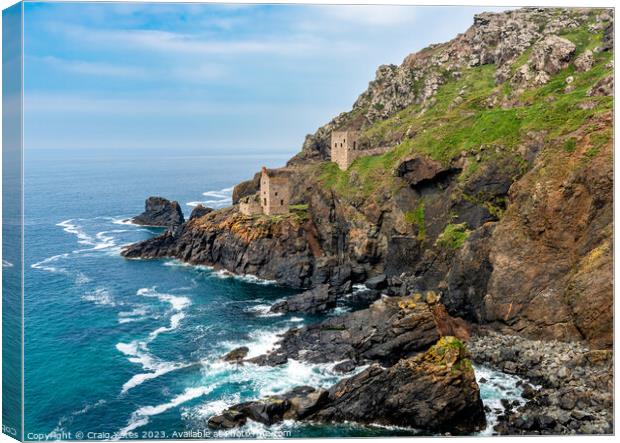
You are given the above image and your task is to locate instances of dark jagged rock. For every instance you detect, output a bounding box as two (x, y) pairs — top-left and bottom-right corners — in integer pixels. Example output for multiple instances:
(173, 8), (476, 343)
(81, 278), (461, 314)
(332, 360), (356, 374)
(342, 288), (381, 310)
(222, 346), (249, 363)
(210, 337), (486, 434)
(270, 285), (336, 314)
(189, 204), (213, 220)
(248, 296), (468, 367)
(122, 207), (317, 288)
(208, 386), (329, 429)
(364, 273), (387, 290)
(394, 155), (449, 187)
(443, 223), (496, 322)
(131, 196), (185, 228)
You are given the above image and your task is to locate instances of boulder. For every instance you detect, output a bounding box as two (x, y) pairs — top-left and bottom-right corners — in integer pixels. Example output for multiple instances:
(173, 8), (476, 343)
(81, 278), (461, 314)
(364, 274), (387, 290)
(574, 49), (594, 72)
(588, 75), (613, 97)
(530, 35), (576, 76)
(270, 285), (336, 314)
(131, 196), (185, 228)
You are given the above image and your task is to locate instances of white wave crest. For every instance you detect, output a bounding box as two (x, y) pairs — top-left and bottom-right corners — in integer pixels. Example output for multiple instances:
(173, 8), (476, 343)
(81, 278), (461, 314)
(119, 386), (214, 437)
(245, 303), (283, 318)
(118, 307), (149, 324)
(82, 288), (116, 307)
(116, 287), (192, 393)
(185, 186), (233, 209)
(57, 219), (95, 246)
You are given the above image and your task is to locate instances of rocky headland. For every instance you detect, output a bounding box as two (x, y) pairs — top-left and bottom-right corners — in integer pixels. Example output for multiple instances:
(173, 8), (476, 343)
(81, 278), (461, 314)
(122, 7), (614, 435)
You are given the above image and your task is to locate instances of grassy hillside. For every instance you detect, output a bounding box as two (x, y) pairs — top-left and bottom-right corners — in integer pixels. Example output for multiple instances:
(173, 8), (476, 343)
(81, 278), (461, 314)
(317, 23), (612, 201)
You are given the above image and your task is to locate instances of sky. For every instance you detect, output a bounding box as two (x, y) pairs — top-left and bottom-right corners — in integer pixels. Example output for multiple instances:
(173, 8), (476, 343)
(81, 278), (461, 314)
(23, 1), (508, 154)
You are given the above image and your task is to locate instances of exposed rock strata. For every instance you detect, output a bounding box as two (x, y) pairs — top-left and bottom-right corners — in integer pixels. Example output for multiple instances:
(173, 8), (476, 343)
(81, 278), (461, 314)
(248, 296), (468, 367)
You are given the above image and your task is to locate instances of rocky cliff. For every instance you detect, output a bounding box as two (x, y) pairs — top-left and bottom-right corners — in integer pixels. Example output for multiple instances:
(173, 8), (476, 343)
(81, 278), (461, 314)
(123, 7), (613, 348)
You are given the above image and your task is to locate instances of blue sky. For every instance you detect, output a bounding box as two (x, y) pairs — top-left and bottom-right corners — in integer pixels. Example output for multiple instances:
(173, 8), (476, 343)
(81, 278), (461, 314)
(24, 2), (507, 154)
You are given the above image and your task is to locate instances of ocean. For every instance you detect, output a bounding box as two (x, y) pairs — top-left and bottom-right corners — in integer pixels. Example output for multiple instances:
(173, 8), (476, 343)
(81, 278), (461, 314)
(21, 148), (522, 439)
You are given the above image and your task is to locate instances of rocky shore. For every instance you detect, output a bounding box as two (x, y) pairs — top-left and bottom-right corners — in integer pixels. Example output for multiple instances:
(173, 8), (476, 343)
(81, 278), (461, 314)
(469, 330), (613, 435)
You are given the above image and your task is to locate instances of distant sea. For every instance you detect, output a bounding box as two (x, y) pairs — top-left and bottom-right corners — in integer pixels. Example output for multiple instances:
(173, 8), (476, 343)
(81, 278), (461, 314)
(22, 148), (522, 439)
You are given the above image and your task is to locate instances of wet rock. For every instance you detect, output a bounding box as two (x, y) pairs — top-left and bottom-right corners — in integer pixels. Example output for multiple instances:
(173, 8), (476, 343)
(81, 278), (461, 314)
(249, 296), (448, 367)
(222, 346), (249, 363)
(270, 285), (336, 315)
(364, 274), (387, 290)
(333, 360), (357, 374)
(131, 196), (185, 227)
(522, 384), (537, 400)
(344, 288), (381, 309)
(122, 207), (316, 289)
(469, 330), (613, 435)
(207, 410), (247, 429)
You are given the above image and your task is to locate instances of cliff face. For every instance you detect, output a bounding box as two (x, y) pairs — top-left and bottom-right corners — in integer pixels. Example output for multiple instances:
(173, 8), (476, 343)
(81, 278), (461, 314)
(123, 7), (613, 348)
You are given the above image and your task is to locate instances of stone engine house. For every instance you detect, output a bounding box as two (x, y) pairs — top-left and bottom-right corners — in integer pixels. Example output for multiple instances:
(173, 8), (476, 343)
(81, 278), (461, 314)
(239, 167), (291, 216)
(260, 167), (290, 215)
(331, 130), (390, 171)
(331, 130), (361, 171)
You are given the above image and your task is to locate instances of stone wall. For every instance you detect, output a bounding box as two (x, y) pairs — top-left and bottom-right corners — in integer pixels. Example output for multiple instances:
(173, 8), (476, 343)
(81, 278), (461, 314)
(239, 194), (262, 216)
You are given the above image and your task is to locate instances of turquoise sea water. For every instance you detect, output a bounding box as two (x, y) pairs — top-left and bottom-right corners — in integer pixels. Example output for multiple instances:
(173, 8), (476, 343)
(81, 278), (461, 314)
(21, 148), (522, 440)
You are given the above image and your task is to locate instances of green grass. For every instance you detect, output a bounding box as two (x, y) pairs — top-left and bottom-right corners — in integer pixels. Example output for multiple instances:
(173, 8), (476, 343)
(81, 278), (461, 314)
(435, 223), (471, 250)
(404, 200), (426, 241)
(563, 138), (577, 153)
(289, 203), (310, 221)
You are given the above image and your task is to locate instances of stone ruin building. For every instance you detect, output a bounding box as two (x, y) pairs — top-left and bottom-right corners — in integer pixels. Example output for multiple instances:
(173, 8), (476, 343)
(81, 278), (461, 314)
(239, 167), (291, 216)
(331, 130), (390, 170)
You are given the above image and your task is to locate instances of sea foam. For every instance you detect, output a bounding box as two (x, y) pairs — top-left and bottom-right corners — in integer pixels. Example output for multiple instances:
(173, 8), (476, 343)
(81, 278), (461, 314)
(119, 386), (214, 437)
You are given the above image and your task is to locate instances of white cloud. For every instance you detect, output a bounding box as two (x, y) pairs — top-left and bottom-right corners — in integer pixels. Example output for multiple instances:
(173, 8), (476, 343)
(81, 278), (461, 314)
(52, 24), (319, 56)
(30, 55), (226, 83)
(33, 56), (149, 78)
